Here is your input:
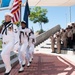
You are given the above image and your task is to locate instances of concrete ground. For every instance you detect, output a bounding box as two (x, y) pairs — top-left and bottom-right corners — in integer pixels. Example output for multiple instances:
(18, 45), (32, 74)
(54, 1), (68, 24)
(1, 47), (75, 75)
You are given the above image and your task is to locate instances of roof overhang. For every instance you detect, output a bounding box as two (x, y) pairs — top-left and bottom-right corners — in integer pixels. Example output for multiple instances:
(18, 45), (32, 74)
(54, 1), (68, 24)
(28, 0), (75, 6)
(0, 0), (75, 11)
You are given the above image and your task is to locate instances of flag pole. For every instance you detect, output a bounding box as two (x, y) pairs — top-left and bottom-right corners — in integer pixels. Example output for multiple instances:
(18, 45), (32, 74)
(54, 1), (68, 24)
(19, 0), (22, 44)
(20, 4), (21, 24)
(26, 0), (28, 2)
(20, 1), (22, 26)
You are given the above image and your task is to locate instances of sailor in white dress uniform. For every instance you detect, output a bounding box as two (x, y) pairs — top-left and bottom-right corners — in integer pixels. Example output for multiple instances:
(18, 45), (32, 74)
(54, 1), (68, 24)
(18, 21), (31, 73)
(28, 30), (36, 63)
(0, 12), (19, 75)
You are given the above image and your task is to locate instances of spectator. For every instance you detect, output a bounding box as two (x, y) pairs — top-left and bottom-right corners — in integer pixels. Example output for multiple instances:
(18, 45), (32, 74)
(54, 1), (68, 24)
(50, 34), (56, 53)
(72, 23), (75, 50)
(67, 27), (73, 49)
(61, 29), (67, 49)
(56, 32), (61, 54)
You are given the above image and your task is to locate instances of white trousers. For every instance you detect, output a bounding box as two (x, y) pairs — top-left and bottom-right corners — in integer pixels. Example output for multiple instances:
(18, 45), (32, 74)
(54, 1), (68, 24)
(18, 42), (28, 65)
(28, 44), (34, 59)
(29, 44), (34, 54)
(1, 42), (14, 72)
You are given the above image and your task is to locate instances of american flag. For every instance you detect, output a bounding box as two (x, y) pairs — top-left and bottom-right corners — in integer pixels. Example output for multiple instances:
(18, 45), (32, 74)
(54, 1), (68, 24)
(11, 0), (22, 24)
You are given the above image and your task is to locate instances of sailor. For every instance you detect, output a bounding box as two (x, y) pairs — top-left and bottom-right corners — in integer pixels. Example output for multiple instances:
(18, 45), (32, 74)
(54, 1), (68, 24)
(18, 21), (31, 73)
(28, 29), (36, 63)
(0, 12), (19, 75)
(72, 23), (75, 49)
(50, 34), (56, 53)
(56, 32), (61, 54)
(67, 27), (73, 49)
(61, 29), (67, 49)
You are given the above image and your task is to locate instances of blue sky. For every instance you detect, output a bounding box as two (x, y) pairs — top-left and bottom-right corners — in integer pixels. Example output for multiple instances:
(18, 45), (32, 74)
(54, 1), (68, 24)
(0, 0), (75, 32)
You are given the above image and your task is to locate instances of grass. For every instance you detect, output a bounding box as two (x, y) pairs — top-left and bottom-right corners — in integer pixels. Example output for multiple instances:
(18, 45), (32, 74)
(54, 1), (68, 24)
(0, 39), (2, 49)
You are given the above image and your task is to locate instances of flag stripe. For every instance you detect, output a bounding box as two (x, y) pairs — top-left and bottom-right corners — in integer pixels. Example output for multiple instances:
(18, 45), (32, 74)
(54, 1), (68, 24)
(16, 13), (19, 20)
(11, 6), (20, 13)
(14, 13), (18, 22)
(12, 2), (19, 7)
(11, 0), (22, 24)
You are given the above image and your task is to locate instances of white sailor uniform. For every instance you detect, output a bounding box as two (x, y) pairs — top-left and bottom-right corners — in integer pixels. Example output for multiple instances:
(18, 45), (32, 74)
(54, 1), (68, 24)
(0, 22), (19, 73)
(18, 26), (30, 70)
(28, 33), (36, 62)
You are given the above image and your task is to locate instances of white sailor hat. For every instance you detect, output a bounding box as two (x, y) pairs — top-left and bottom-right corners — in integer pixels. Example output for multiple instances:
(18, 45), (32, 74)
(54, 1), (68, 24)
(56, 32), (60, 35)
(21, 21), (26, 25)
(67, 23), (71, 26)
(5, 12), (13, 17)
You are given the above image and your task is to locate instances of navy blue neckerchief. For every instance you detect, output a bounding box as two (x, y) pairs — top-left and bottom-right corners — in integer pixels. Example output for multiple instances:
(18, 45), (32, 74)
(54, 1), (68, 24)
(2, 22), (13, 35)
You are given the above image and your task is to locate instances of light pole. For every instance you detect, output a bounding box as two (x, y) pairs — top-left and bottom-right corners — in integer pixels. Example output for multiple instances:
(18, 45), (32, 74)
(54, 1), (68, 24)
(65, 13), (67, 26)
(69, 6), (71, 22)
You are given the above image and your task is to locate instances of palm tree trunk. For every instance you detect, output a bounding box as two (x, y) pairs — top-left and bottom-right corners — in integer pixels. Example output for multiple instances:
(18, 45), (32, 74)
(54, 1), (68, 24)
(40, 22), (43, 31)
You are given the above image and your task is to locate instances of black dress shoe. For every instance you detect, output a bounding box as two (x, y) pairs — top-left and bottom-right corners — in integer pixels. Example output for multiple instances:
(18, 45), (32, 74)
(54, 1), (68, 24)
(22, 64), (25, 67)
(18, 70), (24, 73)
(18, 67), (24, 73)
(32, 58), (33, 60)
(29, 61), (32, 63)
(4, 71), (11, 75)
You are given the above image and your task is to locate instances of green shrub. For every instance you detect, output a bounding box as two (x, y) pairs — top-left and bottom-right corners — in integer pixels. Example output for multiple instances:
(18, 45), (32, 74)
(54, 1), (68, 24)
(0, 40), (2, 48)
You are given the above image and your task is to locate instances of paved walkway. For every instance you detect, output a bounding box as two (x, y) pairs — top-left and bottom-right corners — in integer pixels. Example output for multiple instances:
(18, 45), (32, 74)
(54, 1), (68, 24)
(1, 53), (75, 75)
